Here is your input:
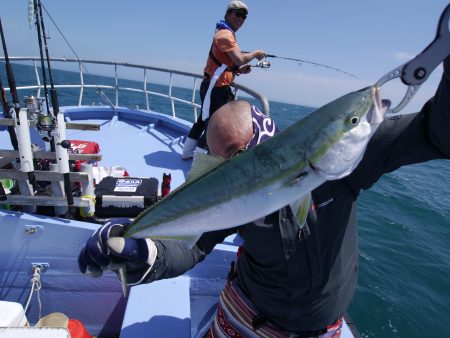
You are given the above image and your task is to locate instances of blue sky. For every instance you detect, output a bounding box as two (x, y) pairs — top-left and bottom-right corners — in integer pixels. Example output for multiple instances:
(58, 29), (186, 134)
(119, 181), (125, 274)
(2, 0), (449, 112)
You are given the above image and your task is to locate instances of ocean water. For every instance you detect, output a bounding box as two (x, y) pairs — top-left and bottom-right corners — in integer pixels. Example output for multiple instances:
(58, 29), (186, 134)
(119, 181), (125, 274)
(2, 63), (450, 337)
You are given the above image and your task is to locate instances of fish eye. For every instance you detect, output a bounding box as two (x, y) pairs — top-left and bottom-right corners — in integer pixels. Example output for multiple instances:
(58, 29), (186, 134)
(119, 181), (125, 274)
(347, 114), (359, 126)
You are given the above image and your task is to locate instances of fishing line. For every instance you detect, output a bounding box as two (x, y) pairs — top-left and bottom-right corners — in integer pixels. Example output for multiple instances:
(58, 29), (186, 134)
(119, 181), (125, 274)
(38, 1), (116, 110)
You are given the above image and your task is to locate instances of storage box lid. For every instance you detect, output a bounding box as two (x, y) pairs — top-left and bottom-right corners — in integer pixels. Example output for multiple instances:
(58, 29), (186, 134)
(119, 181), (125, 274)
(0, 327), (69, 337)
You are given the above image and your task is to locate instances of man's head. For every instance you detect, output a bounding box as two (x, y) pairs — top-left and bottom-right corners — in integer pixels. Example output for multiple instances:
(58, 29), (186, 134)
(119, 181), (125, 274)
(207, 100), (253, 158)
(206, 100), (278, 159)
(225, 1), (248, 31)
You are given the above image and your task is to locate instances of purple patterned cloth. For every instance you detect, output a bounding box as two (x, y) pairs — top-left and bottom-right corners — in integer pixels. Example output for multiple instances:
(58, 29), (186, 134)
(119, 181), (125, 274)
(247, 105), (279, 149)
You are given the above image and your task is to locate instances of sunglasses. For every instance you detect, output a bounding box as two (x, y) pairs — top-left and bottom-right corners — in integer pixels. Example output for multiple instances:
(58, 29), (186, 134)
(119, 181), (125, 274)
(230, 147), (247, 157)
(230, 133), (254, 157)
(233, 11), (247, 20)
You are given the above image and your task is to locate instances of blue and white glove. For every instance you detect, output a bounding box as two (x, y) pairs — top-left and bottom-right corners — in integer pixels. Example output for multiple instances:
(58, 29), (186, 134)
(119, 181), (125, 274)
(78, 218), (158, 285)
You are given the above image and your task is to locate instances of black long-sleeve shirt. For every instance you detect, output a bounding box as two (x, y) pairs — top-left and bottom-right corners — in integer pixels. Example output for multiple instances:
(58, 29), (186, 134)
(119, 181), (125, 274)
(145, 59), (450, 332)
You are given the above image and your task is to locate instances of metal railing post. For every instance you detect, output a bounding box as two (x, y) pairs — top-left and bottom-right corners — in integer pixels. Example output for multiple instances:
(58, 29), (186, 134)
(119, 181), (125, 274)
(114, 64), (118, 107)
(78, 61), (84, 106)
(169, 73), (175, 117)
(33, 60), (41, 97)
(144, 68), (149, 111)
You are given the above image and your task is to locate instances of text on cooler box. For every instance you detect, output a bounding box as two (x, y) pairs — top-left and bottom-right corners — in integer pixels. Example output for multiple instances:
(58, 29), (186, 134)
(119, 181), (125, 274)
(114, 179), (143, 193)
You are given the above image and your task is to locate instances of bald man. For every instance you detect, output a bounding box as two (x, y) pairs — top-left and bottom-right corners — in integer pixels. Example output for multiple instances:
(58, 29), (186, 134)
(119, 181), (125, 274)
(207, 100), (254, 158)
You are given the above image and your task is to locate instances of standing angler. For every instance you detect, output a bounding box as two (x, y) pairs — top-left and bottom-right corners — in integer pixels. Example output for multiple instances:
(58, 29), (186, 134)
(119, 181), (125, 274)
(182, 0), (266, 159)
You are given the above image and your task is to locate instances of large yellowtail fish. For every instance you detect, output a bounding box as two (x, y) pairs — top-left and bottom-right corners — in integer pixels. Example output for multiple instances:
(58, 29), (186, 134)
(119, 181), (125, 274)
(125, 86), (388, 244)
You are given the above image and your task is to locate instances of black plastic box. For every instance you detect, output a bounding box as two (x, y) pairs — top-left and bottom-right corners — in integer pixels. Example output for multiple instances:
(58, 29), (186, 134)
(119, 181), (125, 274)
(94, 177), (159, 217)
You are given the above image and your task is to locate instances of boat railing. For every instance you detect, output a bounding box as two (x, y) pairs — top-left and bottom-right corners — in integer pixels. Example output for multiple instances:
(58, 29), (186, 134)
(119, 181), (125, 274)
(0, 57), (270, 119)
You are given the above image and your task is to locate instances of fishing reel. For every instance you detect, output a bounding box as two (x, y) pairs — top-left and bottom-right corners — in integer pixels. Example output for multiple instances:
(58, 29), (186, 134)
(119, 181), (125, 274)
(255, 60), (271, 68)
(24, 96), (55, 135)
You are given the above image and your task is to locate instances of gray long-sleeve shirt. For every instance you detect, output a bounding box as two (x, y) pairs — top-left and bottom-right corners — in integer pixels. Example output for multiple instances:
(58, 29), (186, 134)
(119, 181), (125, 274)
(145, 58), (450, 332)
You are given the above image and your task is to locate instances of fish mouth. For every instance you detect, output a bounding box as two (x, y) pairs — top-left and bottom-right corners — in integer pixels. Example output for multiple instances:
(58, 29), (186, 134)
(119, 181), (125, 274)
(367, 87), (391, 124)
(375, 86), (391, 114)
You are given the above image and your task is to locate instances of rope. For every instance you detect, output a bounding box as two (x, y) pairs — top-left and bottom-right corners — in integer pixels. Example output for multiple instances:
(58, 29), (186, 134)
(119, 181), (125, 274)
(24, 266), (43, 322)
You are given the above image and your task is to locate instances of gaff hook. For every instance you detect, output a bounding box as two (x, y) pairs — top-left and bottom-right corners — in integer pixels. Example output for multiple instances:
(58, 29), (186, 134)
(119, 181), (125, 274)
(376, 3), (450, 115)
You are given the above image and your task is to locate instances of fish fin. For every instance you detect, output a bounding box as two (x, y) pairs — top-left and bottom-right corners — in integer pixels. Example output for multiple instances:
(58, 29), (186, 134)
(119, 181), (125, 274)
(290, 193), (312, 228)
(150, 234), (202, 249)
(290, 172), (308, 185)
(186, 152), (225, 183)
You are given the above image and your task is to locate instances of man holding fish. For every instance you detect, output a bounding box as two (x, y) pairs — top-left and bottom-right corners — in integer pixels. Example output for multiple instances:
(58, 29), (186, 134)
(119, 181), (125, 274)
(79, 56), (450, 338)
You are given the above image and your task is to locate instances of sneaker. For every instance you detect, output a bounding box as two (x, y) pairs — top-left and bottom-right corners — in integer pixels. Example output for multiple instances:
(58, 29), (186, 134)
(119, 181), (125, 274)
(182, 137), (198, 160)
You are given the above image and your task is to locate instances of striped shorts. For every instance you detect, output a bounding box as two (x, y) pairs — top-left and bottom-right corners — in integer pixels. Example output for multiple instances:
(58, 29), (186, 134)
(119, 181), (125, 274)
(206, 279), (343, 338)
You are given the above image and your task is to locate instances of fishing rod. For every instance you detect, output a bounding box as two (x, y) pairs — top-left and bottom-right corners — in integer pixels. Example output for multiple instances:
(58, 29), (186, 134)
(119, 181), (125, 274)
(34, 0), (74, 207)
(0, 76), (13, 202)
(0, 17), (38, 191)
(0, 20), (21, 115)
(0, 71), (19, 201)
(243, 51), (358, 79)
(36, 0), (59, 118)
(0, 74), (18, 150)
(33, 0), (54, 137)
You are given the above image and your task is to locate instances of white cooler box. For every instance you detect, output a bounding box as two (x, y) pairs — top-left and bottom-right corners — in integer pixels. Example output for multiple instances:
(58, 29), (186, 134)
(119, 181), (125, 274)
(0, 301), (69, 337)
(0, 301), (28, 327)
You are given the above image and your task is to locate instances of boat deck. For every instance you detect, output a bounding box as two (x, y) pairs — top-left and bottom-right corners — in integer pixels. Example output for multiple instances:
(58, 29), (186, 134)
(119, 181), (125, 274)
(47, 106), (191, 189)
(0, 104), (196, 336)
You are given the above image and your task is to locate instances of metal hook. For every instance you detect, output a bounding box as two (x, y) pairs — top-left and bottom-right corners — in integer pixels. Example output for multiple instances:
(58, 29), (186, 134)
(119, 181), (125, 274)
(375, 64), (420, 115)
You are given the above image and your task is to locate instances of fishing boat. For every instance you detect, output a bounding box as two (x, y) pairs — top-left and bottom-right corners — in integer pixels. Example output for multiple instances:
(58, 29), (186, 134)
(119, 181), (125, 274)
(0, 56), (361, 338)
(0, 3), (359, 336)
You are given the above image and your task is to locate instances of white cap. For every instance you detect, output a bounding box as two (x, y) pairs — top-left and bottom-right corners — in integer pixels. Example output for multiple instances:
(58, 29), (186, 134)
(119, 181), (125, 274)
(227, 1), (248, 13)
